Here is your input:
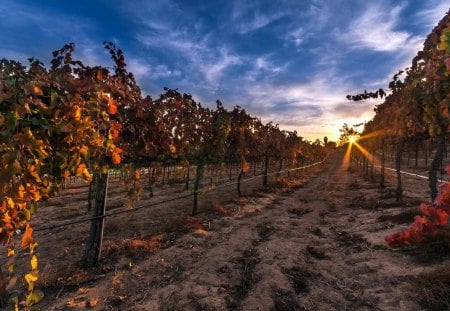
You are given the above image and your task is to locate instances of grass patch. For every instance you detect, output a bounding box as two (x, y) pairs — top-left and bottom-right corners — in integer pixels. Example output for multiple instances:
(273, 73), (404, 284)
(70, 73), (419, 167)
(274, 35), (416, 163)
(256, 222), (275, 242)
(202, 200), (232, 216)
(166, 215), (205, 234)
(230, 248), (261, 301)
(287, 206), (312, 217)
(413, 264), (450, 310)
(282, 266), (311, 294)
(271, 286), (303, 311)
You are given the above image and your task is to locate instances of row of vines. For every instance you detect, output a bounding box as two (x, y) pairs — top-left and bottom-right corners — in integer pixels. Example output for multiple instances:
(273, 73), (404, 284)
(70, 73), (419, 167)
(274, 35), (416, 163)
(345, 11), (450, 247)
(0, 42), (327, 307)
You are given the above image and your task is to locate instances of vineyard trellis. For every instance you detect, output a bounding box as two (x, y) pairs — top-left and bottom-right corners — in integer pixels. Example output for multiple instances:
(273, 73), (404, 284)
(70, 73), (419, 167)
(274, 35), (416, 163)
(0, 42), (328, 307)
(344, 10), (450, 247)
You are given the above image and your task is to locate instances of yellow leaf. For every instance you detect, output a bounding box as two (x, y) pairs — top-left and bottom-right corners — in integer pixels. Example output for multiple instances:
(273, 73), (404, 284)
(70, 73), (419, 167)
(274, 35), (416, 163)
(101, 165), (109, 174)
(7, 248), (14, 257)
(73, 105), (82, 121)
(29, 242), (38, 254)
(80, 145), (89, 159)
(82, 168), (92, 182)
(25, 271), (38, 291)
(30, 255), (38, 270)
(25, 272), (38, 283)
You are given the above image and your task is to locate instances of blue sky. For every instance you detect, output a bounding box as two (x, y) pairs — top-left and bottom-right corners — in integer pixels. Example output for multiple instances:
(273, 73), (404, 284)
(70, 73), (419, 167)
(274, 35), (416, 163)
(1, 0), (449, 141)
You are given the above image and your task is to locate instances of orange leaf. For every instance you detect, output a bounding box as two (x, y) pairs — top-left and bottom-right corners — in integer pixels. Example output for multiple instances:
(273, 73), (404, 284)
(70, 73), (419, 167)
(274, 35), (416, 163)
(96, 69), (103, 81)
(107, 98), (118, 115)
(21, 224), (33, 248)
(76, 164), (86, 176)
(242, 160), (249, 173)
(112, 153), (121, 165)
(109, 128), (119, 140)
(73, 105), (82, 121)
(63, 170), (70, 179)
(33, 86), (43, 95)
(18, 184), (25, 199)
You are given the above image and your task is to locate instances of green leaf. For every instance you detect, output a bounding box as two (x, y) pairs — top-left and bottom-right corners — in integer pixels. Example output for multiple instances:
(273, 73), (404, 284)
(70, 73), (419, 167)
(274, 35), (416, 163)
(19, 209), (31, 221)
(29, 202), (37, 215)
(25, 289), (44, 306)
(7, 292), (19, 311)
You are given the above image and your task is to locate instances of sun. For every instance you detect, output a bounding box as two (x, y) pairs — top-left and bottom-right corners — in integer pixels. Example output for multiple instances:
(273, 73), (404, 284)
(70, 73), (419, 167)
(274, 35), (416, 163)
(348, 136), (357, 144)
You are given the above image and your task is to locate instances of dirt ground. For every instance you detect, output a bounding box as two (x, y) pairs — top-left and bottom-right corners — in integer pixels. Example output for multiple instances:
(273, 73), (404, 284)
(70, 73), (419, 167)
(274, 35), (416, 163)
(16, 149), (450, 310)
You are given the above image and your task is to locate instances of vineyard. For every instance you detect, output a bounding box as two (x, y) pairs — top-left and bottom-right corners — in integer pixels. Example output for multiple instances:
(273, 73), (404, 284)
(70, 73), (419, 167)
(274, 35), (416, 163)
(1, 6), (450, 311)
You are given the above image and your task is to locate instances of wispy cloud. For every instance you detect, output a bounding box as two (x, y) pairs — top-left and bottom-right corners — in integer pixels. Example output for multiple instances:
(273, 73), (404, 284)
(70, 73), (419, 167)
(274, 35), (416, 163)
(201, 49), (242, 84)
(285, 27), (305, 48)
(126, 57), (182, 80)
(231, 2), (287, 34)
(338, 3), (420, 52)
(416, 2), (449, 28)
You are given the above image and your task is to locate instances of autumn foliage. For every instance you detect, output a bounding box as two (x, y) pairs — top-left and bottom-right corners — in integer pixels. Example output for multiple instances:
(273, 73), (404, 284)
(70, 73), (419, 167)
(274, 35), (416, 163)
(385, 166), (450, 247)
(0, 41), (328, 307)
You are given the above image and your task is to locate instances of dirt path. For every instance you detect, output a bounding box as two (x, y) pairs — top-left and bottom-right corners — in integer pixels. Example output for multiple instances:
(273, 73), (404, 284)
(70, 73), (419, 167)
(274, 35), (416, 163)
(39, 150), (445, 310)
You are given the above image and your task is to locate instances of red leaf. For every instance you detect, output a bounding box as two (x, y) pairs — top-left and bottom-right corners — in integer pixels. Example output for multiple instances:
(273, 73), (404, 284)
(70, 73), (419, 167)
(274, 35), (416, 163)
(434, 209), (448, 225)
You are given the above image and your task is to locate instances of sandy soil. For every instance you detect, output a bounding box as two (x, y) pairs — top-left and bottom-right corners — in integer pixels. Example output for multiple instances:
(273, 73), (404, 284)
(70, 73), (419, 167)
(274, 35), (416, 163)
(15, 149), (450, 310)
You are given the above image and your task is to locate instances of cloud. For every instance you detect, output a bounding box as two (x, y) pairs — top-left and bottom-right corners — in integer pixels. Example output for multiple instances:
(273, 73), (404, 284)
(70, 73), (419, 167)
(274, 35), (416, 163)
(331, 100), (377, 119)
(338, 3), (420, 52)
(416, 2), (450, 28)
(231, 2), (287, 34)
(285, 27), (305, 48)
(234, 11), (285, 34)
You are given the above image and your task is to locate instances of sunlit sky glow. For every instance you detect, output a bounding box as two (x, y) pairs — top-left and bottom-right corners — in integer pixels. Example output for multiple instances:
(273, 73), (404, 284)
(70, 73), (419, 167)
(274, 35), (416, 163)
(1, 0), (449, 141)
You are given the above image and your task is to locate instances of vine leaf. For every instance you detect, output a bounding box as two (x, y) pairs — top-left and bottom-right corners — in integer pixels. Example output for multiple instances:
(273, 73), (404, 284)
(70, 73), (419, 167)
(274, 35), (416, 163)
(21, 224), (33, 248)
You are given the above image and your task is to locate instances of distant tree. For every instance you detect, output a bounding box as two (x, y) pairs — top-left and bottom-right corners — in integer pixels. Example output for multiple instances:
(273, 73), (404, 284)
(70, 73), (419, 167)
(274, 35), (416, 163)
(337, 123), (359, 146)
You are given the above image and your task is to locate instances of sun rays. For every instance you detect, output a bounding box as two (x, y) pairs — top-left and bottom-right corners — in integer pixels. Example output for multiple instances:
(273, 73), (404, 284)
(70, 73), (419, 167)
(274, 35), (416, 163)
(341, 132), (382, 170)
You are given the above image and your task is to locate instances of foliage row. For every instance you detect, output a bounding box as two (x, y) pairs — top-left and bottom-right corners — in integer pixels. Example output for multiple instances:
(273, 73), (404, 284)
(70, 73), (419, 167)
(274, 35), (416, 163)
(0, 42), (326, 306)
(346, 11), (450, 246)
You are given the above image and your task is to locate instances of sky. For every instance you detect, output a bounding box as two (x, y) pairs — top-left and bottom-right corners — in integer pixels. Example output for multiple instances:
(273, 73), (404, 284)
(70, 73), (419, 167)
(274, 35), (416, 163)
(1, 0), (449, 142)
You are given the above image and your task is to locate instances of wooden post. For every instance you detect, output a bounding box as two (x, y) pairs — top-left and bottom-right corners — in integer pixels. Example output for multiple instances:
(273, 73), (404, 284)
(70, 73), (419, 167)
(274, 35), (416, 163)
(395, 138), (404, 202)
(237, 170), (244, 197)
(184, 165), (190, 191)
(263, 154), (269, 187)
(429, 135), (445, 203)
(83, 172), (109, 267)
(380, 138), (385, 188)
(192, 158), (205, 216)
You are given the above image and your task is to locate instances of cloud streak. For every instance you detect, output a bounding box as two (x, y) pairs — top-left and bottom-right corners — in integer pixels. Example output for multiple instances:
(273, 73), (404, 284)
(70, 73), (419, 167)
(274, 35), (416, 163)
(338, 3), (419, 52)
